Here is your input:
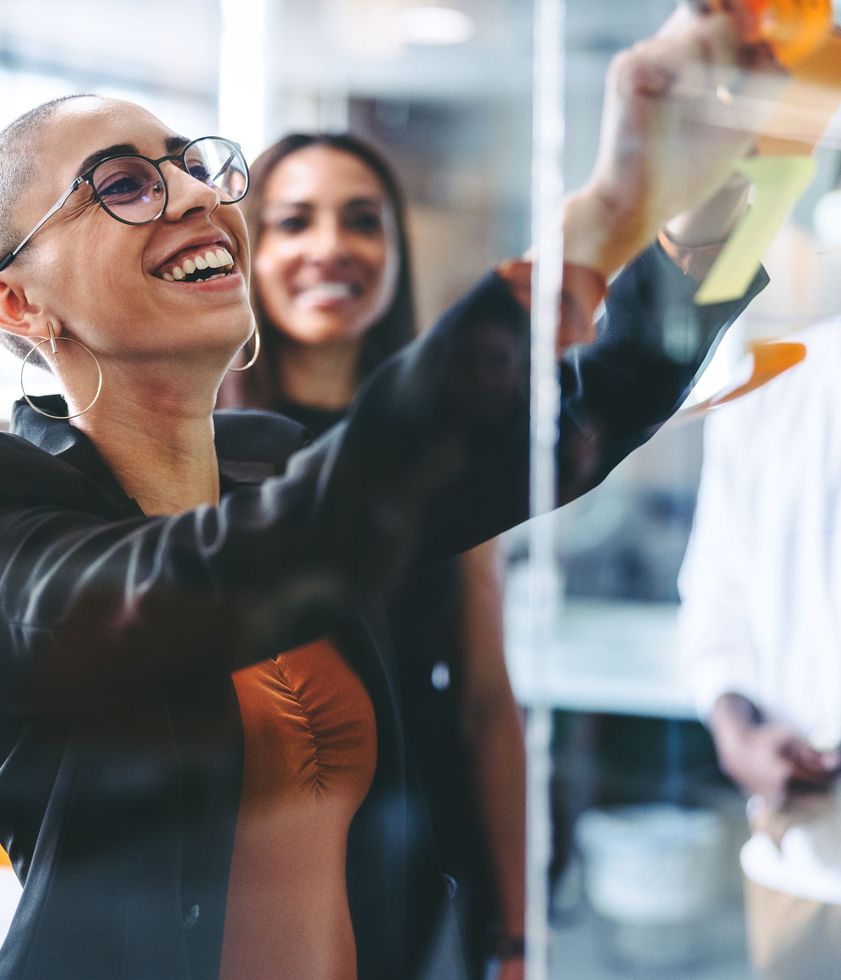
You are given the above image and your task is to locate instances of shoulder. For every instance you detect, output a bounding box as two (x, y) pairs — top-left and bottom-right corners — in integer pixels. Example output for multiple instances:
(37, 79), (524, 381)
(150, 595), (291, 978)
(213, 408), (311, 475)
(0, 429), (55, 471)
(0, 430), (106, 511)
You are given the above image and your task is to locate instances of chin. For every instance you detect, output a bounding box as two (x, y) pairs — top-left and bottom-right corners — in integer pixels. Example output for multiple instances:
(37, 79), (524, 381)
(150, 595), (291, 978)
(191, 315), (255, 358)
(283, 311), (371, 348)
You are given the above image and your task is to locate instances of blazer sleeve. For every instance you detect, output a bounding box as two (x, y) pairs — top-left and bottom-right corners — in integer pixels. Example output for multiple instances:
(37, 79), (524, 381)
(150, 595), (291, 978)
(0, 245), (765, 714)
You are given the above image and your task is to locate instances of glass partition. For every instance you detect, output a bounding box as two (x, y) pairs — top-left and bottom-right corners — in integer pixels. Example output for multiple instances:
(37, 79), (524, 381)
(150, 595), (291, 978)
(1, 2), (840, 979)
(513, 2), (841, 978)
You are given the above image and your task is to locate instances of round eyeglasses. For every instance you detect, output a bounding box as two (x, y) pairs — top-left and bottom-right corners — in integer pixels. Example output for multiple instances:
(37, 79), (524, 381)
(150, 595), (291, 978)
(0, 136), (249, 272)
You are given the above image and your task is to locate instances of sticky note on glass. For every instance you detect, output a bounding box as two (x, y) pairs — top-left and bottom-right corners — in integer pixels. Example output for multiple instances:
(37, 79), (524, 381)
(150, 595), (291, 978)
(676, 340), (806, 420)
(694, 155), (816, 305)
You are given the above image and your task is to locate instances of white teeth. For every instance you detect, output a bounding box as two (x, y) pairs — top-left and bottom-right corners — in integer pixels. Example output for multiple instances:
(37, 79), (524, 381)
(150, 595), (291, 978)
(159, 245), (234, 282)
(303, 282), (354, 301)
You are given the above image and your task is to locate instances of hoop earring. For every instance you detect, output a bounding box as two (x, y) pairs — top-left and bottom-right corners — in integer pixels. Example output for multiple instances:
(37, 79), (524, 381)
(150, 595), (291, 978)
(228, 321), (261, 372)
(20, 321), (104, 420)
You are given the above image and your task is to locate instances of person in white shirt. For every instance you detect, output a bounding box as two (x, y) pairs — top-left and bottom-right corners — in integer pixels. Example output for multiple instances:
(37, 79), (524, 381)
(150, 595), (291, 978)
(679, 318), (841, 980)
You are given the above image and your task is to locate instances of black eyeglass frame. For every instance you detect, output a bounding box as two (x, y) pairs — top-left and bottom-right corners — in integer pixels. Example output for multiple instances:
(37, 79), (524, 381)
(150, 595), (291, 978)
(0, 135), (249, 273)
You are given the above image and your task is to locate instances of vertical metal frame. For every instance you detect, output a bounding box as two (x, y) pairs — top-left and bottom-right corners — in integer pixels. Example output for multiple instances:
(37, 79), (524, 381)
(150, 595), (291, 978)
(526, 0), (566, 976)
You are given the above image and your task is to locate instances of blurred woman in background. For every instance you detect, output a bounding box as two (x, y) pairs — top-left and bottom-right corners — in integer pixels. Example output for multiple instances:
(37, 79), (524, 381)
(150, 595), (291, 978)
(218, 133), (526, 979)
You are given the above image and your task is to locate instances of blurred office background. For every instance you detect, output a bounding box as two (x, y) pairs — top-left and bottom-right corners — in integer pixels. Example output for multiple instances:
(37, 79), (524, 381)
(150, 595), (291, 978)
(0, 0), (683, 407)
(3, 1), (841, 976)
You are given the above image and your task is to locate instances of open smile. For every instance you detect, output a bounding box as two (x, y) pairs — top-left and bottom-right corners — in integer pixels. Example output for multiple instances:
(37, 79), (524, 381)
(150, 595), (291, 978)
(295, 281), (362, 305)
(153, 243), (237, 284)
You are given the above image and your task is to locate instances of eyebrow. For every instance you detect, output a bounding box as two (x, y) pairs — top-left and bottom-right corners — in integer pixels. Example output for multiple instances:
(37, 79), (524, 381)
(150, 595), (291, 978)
(264, 195), (384, 211)
(345, 196), (385, 209)
(74, 134), (191, 180)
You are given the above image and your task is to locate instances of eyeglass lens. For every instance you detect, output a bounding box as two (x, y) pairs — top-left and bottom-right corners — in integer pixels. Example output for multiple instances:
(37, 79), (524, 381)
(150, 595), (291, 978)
(91, 139), (247, 224)
(185, 139), (248, 202)
(93, 158), (166, 223)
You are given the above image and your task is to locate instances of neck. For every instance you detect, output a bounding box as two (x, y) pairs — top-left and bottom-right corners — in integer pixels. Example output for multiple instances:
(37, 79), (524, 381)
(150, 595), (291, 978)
(275, 338), (361, 411)
(71, 363), (220, 516)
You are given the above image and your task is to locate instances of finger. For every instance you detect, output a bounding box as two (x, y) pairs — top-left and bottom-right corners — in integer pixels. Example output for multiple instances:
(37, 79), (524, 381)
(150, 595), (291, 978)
(654, 14), (749, 111)
(666, 8), (783, 92)
(737, 39), (781, 75)
(788, 776), (837, 798)
(784, 738), (837, 776)
(791, 765), (837, 784)
(610, 47), (677, 100)
(612, 22), (737, 113)
(787, 762), (839, 789)
(679, 0), (765, 44)
(693, 13), (767, 87)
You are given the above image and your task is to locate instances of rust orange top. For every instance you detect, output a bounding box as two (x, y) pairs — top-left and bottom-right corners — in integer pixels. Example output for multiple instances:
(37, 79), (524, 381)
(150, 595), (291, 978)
(219, 639), (377, 980)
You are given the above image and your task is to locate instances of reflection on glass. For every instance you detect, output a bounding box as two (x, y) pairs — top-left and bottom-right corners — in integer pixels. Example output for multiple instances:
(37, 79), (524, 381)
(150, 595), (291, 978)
(512, 2), (841, 979)
(0, 3), (839, 980)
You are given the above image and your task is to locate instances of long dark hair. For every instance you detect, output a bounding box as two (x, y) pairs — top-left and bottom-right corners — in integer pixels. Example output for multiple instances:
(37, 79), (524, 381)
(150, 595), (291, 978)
(217, 133), (416, 411)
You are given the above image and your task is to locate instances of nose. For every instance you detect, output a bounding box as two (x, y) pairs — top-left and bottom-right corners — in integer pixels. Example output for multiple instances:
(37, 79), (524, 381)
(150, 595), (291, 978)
(305, 216), (352, 264)
(161, 162), (220, 222)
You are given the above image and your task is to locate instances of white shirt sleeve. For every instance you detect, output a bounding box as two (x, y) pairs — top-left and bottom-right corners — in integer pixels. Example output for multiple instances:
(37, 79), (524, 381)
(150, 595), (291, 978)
(677, 405), (762, 720)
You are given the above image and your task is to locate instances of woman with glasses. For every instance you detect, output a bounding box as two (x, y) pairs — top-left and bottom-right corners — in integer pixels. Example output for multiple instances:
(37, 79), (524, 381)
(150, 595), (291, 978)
(0, 10), (770, 979)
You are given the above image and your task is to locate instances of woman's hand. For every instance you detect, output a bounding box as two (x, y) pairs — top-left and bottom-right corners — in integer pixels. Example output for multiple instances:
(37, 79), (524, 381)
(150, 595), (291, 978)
(566, 6), (784, 276)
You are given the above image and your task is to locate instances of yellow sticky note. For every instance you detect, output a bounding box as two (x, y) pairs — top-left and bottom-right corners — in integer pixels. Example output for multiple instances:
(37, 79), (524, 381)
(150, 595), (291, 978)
(694, 155), (816, 305)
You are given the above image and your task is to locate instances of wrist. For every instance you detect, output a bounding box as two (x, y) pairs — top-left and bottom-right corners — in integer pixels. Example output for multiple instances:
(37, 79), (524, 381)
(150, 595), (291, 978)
(710, 693), (763, 763)
(563, 185), (654, 278)
(664, 173), (750, 248)
(657, 227), (731, 282)
(711, 693), (763, 732)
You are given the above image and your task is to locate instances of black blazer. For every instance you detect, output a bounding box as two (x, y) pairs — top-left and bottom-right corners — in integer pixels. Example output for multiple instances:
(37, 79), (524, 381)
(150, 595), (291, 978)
(0, 255), (763, 979)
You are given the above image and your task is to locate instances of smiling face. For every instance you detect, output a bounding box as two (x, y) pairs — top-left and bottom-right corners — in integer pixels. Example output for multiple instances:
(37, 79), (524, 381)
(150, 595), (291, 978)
(5, 97), (252, 372)
(253, 146), (399, 352)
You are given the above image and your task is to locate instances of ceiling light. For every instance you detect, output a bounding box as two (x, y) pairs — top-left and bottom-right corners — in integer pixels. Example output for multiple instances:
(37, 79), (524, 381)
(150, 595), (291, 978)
(400, 5), (476, 45)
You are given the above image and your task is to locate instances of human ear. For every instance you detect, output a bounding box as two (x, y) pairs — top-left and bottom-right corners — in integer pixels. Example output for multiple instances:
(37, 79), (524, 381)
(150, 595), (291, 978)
(0, 281), (53, 342)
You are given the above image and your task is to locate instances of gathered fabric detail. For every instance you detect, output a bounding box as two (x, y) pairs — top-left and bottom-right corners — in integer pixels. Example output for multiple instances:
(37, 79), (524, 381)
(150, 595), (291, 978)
(220, 638), (377, 980)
